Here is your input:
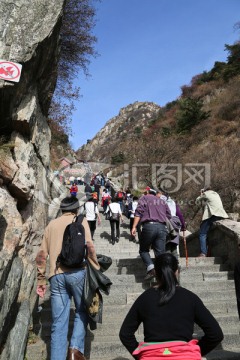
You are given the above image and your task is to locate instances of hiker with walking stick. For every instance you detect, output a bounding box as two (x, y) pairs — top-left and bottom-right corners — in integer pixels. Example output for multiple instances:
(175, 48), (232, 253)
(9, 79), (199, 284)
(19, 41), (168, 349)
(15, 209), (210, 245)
(183, 230), (188, 268)
(156, 190), (186, 261)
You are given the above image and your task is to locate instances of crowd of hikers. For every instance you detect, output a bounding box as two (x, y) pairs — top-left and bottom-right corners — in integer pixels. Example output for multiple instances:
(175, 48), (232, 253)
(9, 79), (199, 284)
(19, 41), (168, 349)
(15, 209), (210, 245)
(36, 171), (234, 360)
(79, 178), (186, 253)
(59, 169), (230, 272)
(67, 174), (230, 275)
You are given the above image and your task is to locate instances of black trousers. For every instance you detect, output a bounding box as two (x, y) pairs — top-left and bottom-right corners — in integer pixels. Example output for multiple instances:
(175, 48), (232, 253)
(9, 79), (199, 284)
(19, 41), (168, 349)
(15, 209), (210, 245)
(88, 220), (96, 239)
(110, 219), (120, 242)
(234, 261), (240, 319)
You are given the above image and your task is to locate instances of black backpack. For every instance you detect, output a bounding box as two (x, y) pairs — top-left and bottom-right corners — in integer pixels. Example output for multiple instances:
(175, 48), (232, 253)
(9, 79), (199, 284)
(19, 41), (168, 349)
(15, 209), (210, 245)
(56, 215), (87, 268)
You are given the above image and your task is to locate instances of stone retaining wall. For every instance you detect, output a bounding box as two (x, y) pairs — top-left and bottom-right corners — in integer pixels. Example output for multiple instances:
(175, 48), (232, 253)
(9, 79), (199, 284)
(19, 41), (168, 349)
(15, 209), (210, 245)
(180, 219), (240, 269)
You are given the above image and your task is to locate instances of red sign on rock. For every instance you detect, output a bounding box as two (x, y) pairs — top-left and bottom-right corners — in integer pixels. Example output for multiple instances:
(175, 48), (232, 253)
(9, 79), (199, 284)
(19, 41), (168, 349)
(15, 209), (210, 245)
(0, 60), (22, 82)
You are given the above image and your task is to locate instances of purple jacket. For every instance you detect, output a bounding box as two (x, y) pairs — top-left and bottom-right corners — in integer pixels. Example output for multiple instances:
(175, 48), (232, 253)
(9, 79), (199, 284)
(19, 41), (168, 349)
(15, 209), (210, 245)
(176, 204), (186, 231)
(135, 194), (172, 224)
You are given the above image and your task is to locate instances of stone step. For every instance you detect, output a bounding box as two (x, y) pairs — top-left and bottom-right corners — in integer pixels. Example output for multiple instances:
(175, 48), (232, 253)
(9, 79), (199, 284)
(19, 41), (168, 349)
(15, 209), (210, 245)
(205, 349), (240, 360)
(104, 258), (227, 268)
(204, 300), (239, 314)
(96, 273), (235, 287)
(201, 271), (234, 280)
(99, 276), (236, 292)
(38, 297), (239, 326)
(179, 280), (235, 291)
(118, 271), (234, 281)
(84, 333), (240, 359)
(104, 258), (224, 266)
(34, 314), (239, 346)
(102, 261), (227, 273)
(104, 265), (230, 278)
(126, 289), (237, 305)
(104, 256), (224, 265)
(26, 215), (240, 360)
(35, 306), (240, 336)
(89, 352), (240, 360)
(104, 299), (238, 315)
(27, 331), (240, 359)
(27, 300), (240, 358)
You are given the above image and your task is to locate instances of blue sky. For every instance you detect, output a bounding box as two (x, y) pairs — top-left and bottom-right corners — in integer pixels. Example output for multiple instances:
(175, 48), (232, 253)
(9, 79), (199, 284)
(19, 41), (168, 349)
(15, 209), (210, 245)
(70, 0), (240, 149)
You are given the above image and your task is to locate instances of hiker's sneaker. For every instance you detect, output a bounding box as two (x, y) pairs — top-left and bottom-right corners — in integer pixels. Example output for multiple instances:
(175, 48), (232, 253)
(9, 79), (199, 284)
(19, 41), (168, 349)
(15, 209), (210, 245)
(198, 253), (206, 257)
(144, 269), (156, 281)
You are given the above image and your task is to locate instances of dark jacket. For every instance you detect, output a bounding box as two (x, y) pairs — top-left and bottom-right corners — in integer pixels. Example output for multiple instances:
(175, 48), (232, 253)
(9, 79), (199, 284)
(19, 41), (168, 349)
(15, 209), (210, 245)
(166, 215), (182, 245)
(84, 254), (112, 330)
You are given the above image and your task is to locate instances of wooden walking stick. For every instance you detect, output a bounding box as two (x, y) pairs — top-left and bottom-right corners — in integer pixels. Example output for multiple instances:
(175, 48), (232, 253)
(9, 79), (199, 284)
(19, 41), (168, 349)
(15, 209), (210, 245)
(183, 203), (201, 267)
(183, 231), (188, 268)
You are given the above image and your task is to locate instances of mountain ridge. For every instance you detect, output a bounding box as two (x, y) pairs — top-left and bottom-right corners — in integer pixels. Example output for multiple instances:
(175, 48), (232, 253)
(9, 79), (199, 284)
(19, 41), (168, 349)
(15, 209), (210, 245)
(75, 42), (240, 228)
(77, 101), (161, 162)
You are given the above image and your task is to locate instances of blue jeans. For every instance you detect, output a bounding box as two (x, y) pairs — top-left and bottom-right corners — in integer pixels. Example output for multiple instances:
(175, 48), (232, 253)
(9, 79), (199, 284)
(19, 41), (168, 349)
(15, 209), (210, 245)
(118, 200), (123, 212)
(139, 222), (167, 272)
(199, 216), (223, 255)
(49, 269), (87, 360)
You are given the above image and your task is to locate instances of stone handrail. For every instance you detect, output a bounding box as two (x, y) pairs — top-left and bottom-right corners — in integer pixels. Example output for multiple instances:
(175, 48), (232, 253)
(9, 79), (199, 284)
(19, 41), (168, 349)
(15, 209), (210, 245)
(179, 219), (240, 270)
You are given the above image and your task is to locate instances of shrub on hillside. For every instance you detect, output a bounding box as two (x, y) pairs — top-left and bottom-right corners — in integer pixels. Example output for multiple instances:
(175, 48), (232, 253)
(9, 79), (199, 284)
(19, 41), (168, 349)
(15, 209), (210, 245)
(111, 152), (125, 164)
(161, 127), (172, 137)
(175, 97), (210, 133)
(165, 100), (178, 110)
(199, 43), (240, 83)
(134, 126), (142, 135)
(222, 43), (240, 81)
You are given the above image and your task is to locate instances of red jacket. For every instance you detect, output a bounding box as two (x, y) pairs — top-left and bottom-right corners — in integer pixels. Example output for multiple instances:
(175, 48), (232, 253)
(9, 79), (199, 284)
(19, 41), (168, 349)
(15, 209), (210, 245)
(132, 340), (201, 360)
(70, 185), (78, 194)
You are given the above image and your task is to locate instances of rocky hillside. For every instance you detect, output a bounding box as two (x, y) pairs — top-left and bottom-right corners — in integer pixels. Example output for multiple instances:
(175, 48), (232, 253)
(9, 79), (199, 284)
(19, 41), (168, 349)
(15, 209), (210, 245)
(77, 101), (161, 162)
(0, 2), (66, 359)
(77, 43), (240, 228)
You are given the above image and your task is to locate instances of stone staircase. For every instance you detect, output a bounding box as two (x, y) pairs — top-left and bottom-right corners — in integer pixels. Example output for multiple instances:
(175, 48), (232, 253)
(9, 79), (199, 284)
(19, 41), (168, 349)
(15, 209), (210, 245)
(25, 212), (240, 360)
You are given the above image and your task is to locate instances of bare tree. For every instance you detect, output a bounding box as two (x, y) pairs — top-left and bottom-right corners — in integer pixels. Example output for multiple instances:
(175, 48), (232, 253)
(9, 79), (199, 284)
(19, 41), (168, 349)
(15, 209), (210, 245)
(48, 0), (98, 141)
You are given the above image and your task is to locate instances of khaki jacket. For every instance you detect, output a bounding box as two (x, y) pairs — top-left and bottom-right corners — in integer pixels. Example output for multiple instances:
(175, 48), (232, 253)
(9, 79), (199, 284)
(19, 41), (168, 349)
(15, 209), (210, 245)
(196, 190), (228, 221)
(36, 213), (99, 286)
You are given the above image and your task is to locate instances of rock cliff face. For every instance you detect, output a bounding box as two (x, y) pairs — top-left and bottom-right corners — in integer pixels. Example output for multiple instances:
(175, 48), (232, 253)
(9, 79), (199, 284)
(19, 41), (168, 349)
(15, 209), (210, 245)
(0, 1), (65, 359)
(77, 101), (161, 162)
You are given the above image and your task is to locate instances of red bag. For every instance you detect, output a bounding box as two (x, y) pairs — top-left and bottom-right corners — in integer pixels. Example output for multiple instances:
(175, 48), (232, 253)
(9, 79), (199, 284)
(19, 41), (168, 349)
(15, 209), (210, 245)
(132, 340), (201, 360)
(117, 191), (124, 199)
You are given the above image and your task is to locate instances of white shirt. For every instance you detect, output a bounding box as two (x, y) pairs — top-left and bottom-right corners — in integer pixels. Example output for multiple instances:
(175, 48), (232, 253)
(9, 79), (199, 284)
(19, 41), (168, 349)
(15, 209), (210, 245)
(107, 202), (122, 215)
(130, 201), (138, 218)
(85, 201), (99, 221)
(166, 197), (177, 216)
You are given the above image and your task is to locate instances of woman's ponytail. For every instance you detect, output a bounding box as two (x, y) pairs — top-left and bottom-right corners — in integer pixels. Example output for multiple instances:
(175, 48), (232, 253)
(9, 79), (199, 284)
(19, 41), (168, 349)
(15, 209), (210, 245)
(154, 253), (179, 305)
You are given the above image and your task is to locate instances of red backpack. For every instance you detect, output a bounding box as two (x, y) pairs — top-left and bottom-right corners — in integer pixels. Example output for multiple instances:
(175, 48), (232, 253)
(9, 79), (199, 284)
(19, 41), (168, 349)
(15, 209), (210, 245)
(117, 191), (124, 200)
(92, 192), (98, 201)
